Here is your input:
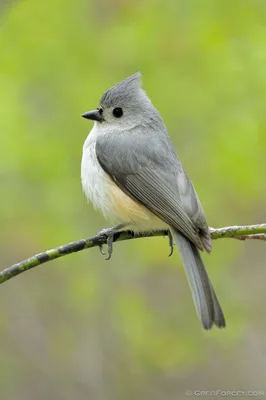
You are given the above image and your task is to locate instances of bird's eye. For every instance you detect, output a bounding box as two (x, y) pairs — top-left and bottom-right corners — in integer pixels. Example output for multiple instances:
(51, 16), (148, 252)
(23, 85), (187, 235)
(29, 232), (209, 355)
(98, 107), (103, 115)
(113, 107), (123, 118)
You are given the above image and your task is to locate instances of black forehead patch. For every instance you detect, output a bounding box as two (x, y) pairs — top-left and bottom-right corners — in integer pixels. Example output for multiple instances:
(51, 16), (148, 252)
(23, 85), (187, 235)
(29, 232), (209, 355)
(100, 72), (142, 108)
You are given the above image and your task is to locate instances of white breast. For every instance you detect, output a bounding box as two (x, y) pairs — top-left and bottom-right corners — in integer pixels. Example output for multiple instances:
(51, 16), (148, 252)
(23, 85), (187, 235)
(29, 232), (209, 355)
(81, 126), (113, 219)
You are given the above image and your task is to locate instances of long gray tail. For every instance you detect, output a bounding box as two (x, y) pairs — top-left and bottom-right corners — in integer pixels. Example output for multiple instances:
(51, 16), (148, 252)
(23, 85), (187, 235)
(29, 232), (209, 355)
(172, 229), (226, 330)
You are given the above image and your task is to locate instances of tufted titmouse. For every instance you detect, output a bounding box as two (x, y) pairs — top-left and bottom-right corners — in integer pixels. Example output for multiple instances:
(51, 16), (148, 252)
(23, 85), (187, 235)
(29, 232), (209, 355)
(81, 72), (225, 330)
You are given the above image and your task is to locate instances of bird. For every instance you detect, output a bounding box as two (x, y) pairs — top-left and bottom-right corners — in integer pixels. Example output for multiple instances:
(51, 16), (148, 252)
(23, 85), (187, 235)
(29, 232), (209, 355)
(81, 72), (226, 330)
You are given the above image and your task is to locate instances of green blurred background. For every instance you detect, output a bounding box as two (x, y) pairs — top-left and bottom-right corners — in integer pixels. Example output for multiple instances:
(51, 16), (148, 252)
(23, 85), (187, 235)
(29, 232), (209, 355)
(1, 0), (266, 399)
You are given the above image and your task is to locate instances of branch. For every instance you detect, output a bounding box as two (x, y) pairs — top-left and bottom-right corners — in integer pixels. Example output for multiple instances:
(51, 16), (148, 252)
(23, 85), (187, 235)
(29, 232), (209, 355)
(209, 224), (266, 240)
(1, 224), (265, 285)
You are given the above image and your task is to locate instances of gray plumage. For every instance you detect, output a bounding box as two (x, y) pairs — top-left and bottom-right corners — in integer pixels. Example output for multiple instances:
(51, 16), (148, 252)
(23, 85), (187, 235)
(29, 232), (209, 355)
(83, 72), (226, 329)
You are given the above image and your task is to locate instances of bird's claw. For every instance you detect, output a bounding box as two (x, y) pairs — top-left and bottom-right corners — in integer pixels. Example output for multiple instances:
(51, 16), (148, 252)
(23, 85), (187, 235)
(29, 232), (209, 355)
(97, 227), (116, 260)
(99, 244), (106, 256)
(105, 233), (114, 260)
(168, 230), (174, 257)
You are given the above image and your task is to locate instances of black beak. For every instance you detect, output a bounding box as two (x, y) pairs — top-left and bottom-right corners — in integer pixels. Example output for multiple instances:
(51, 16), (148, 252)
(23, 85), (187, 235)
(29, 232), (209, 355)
(82, 110), (103, 122)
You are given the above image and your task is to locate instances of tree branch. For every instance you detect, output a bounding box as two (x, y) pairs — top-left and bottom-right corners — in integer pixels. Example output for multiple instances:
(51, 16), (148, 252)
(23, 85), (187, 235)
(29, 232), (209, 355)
(0, 224), (265, 285)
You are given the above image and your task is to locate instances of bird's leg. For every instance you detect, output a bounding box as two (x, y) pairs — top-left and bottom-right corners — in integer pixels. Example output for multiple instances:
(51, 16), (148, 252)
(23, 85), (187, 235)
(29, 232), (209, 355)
(97, 223), (127, 260)
(167, 229), (174, 257)
(146, 228), (174, 257)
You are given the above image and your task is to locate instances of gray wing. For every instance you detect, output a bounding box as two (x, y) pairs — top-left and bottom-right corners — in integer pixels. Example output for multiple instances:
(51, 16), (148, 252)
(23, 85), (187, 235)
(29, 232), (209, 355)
(96, 130), (210, 251)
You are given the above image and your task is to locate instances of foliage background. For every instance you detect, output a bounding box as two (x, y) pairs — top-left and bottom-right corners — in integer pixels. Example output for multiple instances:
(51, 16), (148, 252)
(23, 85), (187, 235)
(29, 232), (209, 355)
(1, 0), (266, 398)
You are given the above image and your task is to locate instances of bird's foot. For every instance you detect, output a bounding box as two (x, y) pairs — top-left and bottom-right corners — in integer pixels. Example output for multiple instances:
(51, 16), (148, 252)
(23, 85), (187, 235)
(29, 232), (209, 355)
(97, 224), (126, 260)
(97, 227), (116, 260)
(167, 230), (174, 257)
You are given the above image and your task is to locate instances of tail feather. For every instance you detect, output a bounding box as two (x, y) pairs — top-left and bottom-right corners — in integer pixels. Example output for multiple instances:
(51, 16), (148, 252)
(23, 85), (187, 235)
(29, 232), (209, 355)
(209, 283), (226, 328)
(172, 229), (226, 330)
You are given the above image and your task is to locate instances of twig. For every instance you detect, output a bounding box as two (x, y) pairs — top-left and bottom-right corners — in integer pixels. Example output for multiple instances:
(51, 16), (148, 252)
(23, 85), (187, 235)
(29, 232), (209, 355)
(209, 224), (266, 240)
(0, 224), (265, 285)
